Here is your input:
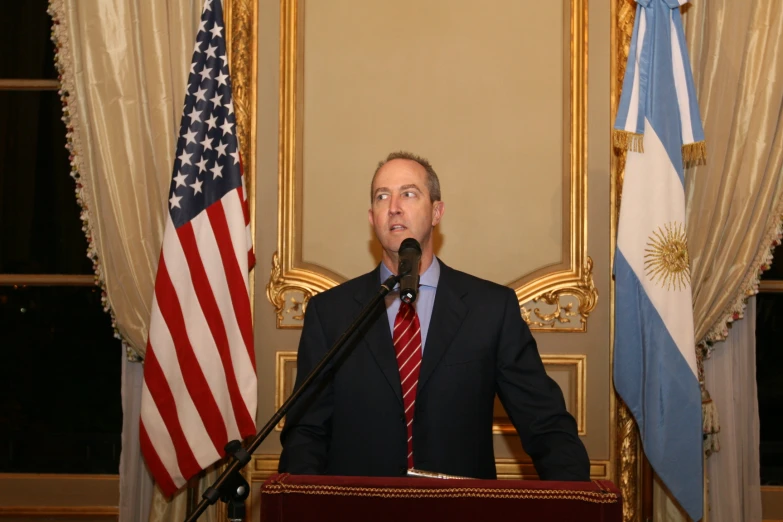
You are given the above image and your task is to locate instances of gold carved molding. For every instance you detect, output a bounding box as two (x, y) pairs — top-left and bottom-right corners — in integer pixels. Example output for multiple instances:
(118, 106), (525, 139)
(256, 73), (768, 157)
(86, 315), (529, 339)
(266, 0), (597, 332)
(616, 399), (641, 522)
(274, 350), (298, 431)
(611, 1), (640, 522)
(520, 258), (597, 331)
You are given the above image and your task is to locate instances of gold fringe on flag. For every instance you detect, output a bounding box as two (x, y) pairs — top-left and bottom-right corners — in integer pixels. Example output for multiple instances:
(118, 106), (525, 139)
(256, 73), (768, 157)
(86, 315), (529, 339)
(682, 140), (707, 166)
(613, 130), (645, 153)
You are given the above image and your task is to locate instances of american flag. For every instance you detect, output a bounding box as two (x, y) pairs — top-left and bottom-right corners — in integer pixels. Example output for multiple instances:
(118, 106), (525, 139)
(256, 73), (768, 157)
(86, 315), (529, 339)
(140, 0), (257, 497)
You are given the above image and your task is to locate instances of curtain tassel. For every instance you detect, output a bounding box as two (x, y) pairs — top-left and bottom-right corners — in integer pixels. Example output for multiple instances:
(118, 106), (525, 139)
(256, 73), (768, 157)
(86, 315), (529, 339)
(702, 385), (720, 456)
(683, 140), (707, 166)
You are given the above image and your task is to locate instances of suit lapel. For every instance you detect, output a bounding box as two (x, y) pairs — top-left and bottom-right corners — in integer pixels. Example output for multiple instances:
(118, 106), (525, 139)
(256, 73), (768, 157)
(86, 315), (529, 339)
(354, 267), (403, 406)
(417, 262), (468, 394)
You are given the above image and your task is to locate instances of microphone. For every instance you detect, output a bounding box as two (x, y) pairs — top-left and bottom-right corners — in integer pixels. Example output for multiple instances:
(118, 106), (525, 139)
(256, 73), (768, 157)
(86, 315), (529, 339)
(397, 238), (422, 304)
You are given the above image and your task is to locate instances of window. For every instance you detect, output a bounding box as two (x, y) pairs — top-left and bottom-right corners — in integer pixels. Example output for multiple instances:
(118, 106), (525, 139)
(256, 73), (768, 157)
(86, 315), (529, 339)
(758, 243), (783, 485)
(0, 0), (122, 474)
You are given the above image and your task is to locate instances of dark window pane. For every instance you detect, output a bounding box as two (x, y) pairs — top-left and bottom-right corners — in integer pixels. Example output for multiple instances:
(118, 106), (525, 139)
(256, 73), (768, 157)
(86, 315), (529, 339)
(0, 285), (122, 474)
(0, 0), (56, 79)
(757, 292), (783, 485)
(0, 90), (91, 274)
(761, 244), (783, 281)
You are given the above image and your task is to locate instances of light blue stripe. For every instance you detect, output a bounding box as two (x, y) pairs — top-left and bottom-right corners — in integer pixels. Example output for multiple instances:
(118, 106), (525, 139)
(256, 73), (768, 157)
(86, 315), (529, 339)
(646, 3), (685, 186)
(672, 8), (705, 143)
(614, 3), (643, 133)
(614, 249), (703, 521)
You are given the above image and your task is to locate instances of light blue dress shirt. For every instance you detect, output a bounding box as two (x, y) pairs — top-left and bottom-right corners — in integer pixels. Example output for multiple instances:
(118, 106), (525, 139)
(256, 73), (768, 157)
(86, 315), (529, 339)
(380, 257), (440, 350)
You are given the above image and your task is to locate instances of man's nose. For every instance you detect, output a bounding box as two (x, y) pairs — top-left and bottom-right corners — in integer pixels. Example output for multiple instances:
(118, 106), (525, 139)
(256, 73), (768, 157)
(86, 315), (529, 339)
(388, 195), (403, 215)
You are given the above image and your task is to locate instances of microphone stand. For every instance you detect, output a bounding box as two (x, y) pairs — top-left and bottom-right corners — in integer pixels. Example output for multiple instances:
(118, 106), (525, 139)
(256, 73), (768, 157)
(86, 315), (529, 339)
(184, 272), (401, 522)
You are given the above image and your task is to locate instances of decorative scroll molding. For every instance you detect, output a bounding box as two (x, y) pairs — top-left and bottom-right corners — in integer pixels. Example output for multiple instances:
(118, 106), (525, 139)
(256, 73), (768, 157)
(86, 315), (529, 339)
(266, 252), (312, 328)
(266, 0), (596, 332)
(520, 258), (596, 331)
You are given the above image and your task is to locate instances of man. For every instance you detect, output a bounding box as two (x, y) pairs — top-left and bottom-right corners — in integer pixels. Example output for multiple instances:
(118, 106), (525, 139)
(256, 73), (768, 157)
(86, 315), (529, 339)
(278, 151), (590, 481)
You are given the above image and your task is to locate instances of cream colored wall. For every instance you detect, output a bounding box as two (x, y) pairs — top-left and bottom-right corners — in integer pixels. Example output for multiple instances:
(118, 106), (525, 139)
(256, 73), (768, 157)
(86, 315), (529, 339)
(253, 0), (612, 477)
(300, 0), (564, 283)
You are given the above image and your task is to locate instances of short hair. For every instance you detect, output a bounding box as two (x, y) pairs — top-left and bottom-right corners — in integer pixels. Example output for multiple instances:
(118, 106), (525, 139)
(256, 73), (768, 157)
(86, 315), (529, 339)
(371, 151), (442, 203)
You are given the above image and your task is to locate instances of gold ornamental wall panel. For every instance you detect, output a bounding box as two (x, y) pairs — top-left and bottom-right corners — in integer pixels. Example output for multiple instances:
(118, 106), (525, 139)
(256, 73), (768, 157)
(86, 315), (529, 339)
(266, 0), (595, 331)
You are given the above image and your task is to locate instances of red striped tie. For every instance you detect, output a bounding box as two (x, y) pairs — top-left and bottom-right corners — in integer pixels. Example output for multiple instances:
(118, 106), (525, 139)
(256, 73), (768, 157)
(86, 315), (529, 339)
(393, 301), (423, 469)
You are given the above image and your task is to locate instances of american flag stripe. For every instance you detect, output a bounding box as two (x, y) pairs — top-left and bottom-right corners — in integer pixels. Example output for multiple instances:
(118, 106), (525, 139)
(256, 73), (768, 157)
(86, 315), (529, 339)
(139, 403), (194, 490)
(189, 207), (256, 426)
(146, 298), (220, 464)
(141, 0), (256, 497)
(206, 207), (257, 410)
(222, 190), (252, 295)
(237, 183), (250, 221)
(140, 355), (203, 478)
(206, 199), (254, 360)
(165, 224), (243, 443)
(152, 251), (231, 450)
(139, 420), (179, 496)
(176, 221), (253, 437)
(246, 230), (255, 268)
(236, 184), (254, 268)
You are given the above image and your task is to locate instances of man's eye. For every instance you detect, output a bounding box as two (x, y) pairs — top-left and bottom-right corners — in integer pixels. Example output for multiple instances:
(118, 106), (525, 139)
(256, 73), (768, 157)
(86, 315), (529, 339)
(403, 191), (416, 198)
(376, 193), (389, 201)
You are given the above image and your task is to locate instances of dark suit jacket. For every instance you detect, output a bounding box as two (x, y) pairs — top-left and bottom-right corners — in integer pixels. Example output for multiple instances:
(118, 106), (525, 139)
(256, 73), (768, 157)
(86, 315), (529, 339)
(278, 261), (590, 480)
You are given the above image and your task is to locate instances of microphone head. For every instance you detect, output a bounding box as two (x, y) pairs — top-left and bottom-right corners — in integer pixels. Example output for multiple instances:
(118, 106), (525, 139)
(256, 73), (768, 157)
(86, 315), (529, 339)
(399, 237), (422, 255)
(398, 238), (421, 304)
(401, 287), (416, 304)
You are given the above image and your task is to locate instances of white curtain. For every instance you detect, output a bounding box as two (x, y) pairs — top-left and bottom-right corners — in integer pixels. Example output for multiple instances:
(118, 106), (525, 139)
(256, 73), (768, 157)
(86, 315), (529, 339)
(120, 351), (154, 522)
(654, 297), (761, 521)
(704, 297), (762, 522)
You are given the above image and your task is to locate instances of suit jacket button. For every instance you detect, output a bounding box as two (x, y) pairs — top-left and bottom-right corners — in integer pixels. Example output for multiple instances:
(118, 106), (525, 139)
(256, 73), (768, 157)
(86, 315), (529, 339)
(399, 414), (406, 422)
(399, 467), (407, 475)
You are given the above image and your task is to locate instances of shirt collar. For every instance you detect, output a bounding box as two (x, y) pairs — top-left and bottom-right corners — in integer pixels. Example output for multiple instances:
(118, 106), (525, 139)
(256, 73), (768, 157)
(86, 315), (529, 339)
(380, 256), (440, 288)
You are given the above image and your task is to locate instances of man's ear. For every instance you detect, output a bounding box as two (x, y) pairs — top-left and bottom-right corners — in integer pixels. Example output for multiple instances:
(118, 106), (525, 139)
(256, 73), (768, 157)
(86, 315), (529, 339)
(368, 207), (375, 227)
(431, 201), (445, 226)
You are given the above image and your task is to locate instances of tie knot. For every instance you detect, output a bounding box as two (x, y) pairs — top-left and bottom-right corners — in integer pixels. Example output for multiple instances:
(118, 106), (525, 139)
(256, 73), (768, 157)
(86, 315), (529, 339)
(399, 301), (414, 314)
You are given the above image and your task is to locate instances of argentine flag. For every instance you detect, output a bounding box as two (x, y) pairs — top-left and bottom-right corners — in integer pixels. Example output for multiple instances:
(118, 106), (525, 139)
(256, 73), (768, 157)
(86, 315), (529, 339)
(614, 1), (705, 520)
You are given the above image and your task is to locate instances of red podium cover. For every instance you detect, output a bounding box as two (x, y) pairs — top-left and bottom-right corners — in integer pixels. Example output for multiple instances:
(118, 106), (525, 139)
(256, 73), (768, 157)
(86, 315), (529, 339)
(260, 473), (622, 522)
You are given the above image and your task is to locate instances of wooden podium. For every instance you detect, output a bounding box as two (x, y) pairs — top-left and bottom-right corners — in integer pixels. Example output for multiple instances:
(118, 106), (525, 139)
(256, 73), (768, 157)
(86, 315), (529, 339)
(259, 473), (622, 521)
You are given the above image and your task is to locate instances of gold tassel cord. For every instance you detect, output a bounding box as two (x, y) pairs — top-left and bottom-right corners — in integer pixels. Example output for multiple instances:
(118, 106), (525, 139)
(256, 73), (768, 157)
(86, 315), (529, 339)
(682, 140), (707, 166)
(613, 130), (645, 153)
(702, 385), (720, 456)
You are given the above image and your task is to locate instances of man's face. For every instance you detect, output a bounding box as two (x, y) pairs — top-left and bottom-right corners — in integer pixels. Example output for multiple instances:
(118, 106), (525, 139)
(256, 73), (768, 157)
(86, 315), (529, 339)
(368, 159), (444, 263)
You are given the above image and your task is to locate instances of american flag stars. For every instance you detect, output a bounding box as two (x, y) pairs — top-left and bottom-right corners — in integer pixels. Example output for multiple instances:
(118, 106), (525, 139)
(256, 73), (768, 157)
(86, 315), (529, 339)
(169, 13), (241, 229)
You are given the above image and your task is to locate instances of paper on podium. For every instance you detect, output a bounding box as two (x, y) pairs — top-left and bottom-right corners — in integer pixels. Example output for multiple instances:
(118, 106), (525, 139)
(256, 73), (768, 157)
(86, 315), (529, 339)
(406, 468), (471, 479)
